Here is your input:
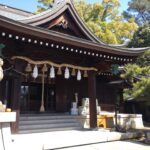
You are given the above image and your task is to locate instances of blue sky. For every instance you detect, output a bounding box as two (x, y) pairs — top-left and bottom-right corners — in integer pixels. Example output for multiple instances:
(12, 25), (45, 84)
(0, 0), (130, 13)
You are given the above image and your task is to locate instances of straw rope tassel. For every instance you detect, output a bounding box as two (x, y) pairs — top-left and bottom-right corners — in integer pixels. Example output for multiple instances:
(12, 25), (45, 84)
(40, 71), (45, 112)
(11, 56), (97, 71)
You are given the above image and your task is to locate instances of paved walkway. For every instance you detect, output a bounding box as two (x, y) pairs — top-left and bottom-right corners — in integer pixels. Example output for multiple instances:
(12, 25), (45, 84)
(11, 129), (146, 150)
(59, 141), (150, 150)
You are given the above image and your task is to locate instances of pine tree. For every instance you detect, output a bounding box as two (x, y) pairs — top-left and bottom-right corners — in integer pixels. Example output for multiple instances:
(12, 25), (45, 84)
(123, 0), (150, 25)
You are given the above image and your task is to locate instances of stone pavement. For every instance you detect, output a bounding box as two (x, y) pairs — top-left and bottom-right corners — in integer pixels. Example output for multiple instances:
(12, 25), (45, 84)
(58, 140), (150, 150)
(11, 129), (145, 150)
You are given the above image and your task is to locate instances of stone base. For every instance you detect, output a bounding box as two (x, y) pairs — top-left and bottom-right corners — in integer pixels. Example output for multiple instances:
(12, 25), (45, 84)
(77, 113), (144, 130)
(0, 112), (16, 150)
(0, 112), (16, 122)
(71, 108), (78, 115)
(76, 115), (90, 128)
(1, 123), (13, 150)
(145, 132), (150, 144)
(117, 114), (144, 129)
(145, 139), (150, 144)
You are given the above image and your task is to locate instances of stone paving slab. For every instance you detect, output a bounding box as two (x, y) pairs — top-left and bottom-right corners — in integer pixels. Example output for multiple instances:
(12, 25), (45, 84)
(11, 129), (144, 150)
(58, 141), (150, 150)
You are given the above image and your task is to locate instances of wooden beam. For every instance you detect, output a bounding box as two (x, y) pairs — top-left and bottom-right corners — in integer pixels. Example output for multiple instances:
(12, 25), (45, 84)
(88, 71), (97, 128)
(48, 15), (65, 29)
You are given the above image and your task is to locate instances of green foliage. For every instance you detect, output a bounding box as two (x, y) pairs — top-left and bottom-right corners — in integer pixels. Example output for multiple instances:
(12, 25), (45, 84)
(36, 0), (137, 44)
(74, 0), (137, 44)
(0, 43), (5, 50)
(123, 0), (150, 25)
(37, 0), (53, 7)
(136, 47), (150, 67)
(122, 22), (150, 100)
(111, 64), (119, 75)
(121, 49), (150, 100)
(36, 0), (53, 13)
(128, 23), (150, 48)
(132, 78), (150, 98)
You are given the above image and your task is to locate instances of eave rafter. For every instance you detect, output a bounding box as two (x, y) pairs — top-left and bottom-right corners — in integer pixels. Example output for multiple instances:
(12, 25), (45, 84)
(0, 12), (148, 66)
(0, 27), (135, 64)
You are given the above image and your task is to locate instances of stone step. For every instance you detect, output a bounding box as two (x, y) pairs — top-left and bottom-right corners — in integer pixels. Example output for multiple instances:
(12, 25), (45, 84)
(19, 114), (82, 133)
(19, 126), (82, 134)
(19, 122), (81, 130)
(19, 119), (78, 125)
(20, 113), (68, 116)
(19, 123), (79, 130)
(20, 115), (78, 121)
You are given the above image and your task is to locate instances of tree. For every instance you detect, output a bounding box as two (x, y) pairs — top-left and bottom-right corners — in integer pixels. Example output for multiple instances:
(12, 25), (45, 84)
(123, 0), (150, 25)
(121, 49), (150, 100)
(121, 1), (150, 101)
(36, 0), (53, 13)
(128, 23), (150, 48)
(36, 0), (137, 44)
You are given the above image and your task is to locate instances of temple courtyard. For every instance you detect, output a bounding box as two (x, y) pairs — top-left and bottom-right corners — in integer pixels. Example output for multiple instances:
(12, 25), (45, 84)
(11, 129), (150, 150)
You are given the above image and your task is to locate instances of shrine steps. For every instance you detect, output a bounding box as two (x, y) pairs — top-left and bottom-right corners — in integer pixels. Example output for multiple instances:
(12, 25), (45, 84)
(19, 114), (82, 133)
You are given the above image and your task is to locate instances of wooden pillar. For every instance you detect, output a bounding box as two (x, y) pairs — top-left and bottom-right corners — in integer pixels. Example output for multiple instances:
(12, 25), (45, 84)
(11, 78), (21, 133)
(88, 71), (97, 128)
(10, 60), (22, 133)
(4, 80), (9, 106)
(119, 88), (124, 113)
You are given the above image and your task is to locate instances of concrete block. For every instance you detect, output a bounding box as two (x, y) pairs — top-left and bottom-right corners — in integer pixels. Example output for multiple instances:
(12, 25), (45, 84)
(0, 112), (16, 150)
(1, 123), (13, 150)
(0, 112), (16, 122)
(0, 125), (4, 150)
(145, 132), (150, 144)
(117, 114), (144, 129)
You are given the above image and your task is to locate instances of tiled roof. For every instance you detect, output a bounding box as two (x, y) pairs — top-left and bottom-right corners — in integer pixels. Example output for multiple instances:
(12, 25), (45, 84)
(0, 15), (149, 57)
(0, 9), (26, 20)
(0, 1), (149, 54)
(0, 4), (33, 20)
(19, 0), (68, 21)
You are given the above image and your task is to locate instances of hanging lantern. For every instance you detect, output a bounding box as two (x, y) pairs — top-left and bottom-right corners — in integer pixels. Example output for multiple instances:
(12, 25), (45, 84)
(32, 65), (38, 79)
(57, 67), (62, 75)
(42, 64), (48, 72)
(111, 64), (119, 75)
(50, 66), (55, 78)
(64, 67), (70, 79)
(71, 68), (76, 76)
(77, 70), (81, 81)
(0, 58), (4, 81)
(25, 63), (32, 72)
(83, 70), (88, 77)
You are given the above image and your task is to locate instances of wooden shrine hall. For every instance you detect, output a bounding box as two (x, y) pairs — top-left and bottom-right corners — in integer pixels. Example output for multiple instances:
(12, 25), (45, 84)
(0, 0), (148, 132)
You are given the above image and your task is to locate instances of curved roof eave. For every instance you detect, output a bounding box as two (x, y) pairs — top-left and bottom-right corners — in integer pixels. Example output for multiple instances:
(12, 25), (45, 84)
(17, 1), (66, 23)
(17, 0), (105, 44)
(0, 15), (148, 57)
